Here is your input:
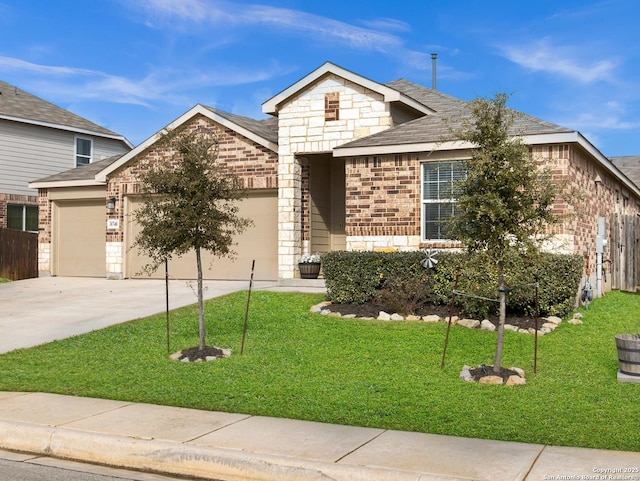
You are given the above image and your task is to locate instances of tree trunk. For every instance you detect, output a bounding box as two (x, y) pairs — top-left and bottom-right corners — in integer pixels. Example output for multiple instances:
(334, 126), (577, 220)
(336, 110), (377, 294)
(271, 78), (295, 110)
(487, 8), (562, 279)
(196, 247), (206, 351)
(493, 262), (506, 373)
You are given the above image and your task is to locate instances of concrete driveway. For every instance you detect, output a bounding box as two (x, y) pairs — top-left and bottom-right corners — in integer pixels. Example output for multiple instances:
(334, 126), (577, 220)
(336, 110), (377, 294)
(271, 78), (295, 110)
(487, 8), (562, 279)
(0, 276), (324, 354)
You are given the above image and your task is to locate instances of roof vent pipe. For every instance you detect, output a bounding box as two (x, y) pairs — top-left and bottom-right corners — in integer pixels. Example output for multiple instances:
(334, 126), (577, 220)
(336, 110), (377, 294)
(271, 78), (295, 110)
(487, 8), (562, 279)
(431, 53), (438, 90)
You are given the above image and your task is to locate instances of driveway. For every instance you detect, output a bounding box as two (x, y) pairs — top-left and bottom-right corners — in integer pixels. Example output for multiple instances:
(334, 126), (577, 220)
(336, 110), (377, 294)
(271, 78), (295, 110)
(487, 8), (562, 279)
(0, 276), (324, 354)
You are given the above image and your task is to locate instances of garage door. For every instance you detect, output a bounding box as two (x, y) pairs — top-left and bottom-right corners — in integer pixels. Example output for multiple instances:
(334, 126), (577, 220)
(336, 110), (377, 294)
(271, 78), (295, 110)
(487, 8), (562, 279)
(126, 190), (278, 280)
(54, 200), (105, 277)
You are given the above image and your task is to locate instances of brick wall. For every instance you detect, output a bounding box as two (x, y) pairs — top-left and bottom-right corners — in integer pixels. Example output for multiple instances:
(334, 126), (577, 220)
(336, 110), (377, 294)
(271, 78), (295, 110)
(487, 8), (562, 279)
(104, 115), (278, 276)
(342, 143), (640, 263)
(345, 154), (420, 237)
(0, 193), (38, 229)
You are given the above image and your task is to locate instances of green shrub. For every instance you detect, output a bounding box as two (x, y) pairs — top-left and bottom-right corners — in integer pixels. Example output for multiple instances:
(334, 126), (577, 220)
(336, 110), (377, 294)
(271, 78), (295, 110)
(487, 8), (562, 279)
(323, 250), (583, 319)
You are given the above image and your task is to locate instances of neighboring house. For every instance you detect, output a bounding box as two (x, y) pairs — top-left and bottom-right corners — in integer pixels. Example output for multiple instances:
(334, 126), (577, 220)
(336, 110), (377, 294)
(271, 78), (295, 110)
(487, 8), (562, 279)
(0, 80), (132, 233)
(30, 62), (640, 287)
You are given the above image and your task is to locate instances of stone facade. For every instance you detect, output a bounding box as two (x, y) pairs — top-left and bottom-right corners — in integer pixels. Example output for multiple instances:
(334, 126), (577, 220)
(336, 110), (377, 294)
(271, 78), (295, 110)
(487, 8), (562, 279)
(276, 74), (393, 278)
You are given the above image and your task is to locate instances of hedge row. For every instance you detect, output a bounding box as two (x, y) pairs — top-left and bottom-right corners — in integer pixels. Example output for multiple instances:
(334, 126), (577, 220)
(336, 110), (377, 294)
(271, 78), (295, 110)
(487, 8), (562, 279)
(321, 250), (583, 319)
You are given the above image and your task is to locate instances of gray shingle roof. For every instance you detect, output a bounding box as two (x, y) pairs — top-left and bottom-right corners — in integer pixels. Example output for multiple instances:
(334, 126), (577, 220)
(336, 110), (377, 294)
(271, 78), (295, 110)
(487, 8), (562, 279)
(202, 106), (278, 145)
(31, 154), (125, 184)
(0, 80), (123, 137)
(611, 156), (640, 188)
(339, 80), (573, 149)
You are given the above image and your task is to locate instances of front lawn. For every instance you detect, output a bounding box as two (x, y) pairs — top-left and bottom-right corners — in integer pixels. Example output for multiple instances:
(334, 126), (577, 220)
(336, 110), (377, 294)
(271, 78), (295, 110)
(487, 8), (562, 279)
(1, 290), (639, 451)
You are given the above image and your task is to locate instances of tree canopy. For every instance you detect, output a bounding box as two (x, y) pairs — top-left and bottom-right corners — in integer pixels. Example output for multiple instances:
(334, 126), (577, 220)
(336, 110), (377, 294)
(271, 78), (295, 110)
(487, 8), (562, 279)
(134, 124), (252, 352)
(449, 94), (560, 372)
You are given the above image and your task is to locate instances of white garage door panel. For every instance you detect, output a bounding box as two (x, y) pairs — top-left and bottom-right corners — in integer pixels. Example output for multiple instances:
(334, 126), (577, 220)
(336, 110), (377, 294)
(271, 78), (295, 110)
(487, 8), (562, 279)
(55, 200), (105, 277)
(127, 191), (278, 280)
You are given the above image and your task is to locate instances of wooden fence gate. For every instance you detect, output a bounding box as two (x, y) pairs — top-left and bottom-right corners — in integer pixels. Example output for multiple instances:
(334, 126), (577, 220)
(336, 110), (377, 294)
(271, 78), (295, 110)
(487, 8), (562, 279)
(0, 228), (38, 280)
(610, 214), (640, 292)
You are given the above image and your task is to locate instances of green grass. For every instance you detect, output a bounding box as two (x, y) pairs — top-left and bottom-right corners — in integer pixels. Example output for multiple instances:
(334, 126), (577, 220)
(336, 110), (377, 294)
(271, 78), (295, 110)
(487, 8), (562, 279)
(1, 290), (639, 451)
(0, 278), (11, 283)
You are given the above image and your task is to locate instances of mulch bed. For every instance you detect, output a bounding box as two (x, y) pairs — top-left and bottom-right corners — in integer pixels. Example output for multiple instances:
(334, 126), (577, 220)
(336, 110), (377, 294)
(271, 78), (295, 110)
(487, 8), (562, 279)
(324, 301), (541, 330)
(176, 346), (226, 362)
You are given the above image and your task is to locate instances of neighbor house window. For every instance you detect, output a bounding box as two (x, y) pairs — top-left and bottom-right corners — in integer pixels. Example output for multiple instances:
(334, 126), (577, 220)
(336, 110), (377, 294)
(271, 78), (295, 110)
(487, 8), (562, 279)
(422, 161), (466, 240)
(325, 92), (339, 121)
(76, 137), (92, 166)
(7, 204), (38, 232)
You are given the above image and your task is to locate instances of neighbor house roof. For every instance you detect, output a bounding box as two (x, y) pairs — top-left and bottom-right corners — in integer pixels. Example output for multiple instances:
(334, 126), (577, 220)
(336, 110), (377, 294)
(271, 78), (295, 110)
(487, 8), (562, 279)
(0, 80), (132, 146)
(610, 156), (640, 188)
(30, 154), (125, 188)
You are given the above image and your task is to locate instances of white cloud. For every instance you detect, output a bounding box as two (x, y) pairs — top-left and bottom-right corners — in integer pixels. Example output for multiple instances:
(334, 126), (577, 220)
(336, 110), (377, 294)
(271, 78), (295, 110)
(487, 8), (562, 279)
(498, 38), (618, 83)
(0, 55), (284, 107)
(128, 0), (404, 53)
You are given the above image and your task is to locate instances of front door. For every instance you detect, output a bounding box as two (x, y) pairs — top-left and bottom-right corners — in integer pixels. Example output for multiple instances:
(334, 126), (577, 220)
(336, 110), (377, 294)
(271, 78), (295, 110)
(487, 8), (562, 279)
(309, 155), (345, 254)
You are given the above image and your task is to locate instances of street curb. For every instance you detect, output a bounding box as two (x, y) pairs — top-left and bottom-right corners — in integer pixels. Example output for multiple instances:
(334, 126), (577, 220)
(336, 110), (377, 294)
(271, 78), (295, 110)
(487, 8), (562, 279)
(0, 420), (444, 481)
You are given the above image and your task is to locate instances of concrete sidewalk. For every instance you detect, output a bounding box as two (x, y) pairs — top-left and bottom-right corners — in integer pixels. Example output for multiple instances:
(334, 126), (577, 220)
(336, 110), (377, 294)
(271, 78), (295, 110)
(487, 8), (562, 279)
(0, 392), (639, 481)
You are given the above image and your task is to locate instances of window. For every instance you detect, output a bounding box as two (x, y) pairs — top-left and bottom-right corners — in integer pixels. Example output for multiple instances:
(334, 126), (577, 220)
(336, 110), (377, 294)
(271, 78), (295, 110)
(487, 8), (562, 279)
(422, 161), (466, 240)
(7, 204), (38, 232)
(325, 92), (339, 121)
(76, 137), (92, 166)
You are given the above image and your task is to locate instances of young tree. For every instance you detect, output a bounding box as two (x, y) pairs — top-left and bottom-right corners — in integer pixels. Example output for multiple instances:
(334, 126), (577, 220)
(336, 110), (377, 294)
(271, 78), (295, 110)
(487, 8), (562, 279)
(134, 125), (252, 354)
(449, 94), (558, 374)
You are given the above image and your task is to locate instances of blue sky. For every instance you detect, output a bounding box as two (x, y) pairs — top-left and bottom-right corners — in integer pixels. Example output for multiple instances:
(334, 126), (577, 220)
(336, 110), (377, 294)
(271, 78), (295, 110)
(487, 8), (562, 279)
(1, 0), (639, 156)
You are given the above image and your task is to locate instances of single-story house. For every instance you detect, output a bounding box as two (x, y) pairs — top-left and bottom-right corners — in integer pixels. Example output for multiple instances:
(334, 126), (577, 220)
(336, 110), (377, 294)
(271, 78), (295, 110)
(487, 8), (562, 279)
(0, 80), (132, 233)
(30, 62), (640, 287)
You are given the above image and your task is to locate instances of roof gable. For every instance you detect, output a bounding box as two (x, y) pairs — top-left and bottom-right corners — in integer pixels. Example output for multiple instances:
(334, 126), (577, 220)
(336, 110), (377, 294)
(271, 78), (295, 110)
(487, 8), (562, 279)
(0, 80), (131, 146)
(95, 104), (278, 183)
(262, 62), (432, 116)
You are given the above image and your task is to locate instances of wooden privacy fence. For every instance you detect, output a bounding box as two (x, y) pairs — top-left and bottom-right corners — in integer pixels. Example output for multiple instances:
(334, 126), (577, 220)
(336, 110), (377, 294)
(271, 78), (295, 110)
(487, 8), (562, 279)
(610, 214), (640, 292)
(0, 228), (38, 280)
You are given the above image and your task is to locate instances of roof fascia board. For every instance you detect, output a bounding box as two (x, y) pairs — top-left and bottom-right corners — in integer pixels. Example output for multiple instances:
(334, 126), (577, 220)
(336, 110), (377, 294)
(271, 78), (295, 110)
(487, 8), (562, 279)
(333, 133), (581, 157)
(96, 104), (277, 182)
(333, 140), (475, 157)
(0, 114), (133, 148)
(29, 179), (105, 189)
(262, 62), (432, 115)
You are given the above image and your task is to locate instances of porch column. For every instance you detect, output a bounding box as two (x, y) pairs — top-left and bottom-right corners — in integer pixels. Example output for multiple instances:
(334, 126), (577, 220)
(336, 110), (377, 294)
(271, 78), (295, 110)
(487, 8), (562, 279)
(278, 150), (302, 279)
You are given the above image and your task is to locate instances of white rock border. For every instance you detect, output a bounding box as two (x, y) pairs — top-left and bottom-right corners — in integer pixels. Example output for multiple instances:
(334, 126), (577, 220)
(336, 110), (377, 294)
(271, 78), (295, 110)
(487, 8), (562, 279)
(310, 302), (584, 335)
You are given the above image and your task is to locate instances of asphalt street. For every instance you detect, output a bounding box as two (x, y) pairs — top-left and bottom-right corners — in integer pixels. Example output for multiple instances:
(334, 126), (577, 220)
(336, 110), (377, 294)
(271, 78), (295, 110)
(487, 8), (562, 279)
(0, 450), (199, 481)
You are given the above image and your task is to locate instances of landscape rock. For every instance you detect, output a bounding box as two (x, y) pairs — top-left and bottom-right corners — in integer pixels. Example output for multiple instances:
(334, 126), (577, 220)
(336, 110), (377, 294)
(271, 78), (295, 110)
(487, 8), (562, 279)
(568, 318), (584, 325)
(504, 324), (518, 332)
(480, 320), (496, 331)
(328, 312), (342, 317)
(390, 313), (404, 321)
(518, 328), (530, 334)
(310, 301), (332, 313)
(542, 322), (557, 330)
(343, 314), (357, 319)
(422, 315), (441, 323)
(378, 311), (391, 321)
(445, 316), (459, 325)
(459, 365), (474, 382)
(479, 375), (503, 385)
(320, 309), (331, 315)
(506, 375), (526, 386)
(545, 316), (562, 325)
(574, 312), (583, 319)
(458, 318), (480, 329)
(406, 315), (422, 321)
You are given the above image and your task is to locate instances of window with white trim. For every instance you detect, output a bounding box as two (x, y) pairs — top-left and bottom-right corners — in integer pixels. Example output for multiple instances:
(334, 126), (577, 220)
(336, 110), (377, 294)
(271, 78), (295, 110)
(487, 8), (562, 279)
(421, 161), (466, 240)
(7, 204), (38, 232)
(75, 137), (92, 166)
